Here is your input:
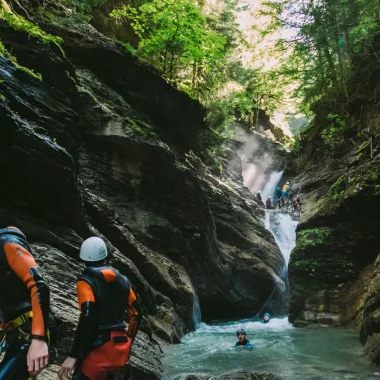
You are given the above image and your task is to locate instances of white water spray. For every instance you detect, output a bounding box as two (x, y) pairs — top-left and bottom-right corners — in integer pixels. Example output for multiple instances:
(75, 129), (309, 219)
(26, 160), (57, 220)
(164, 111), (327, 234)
(261, 170), (283, 200)
(265, 211), (298, 264)
(260, 170), (298, 265)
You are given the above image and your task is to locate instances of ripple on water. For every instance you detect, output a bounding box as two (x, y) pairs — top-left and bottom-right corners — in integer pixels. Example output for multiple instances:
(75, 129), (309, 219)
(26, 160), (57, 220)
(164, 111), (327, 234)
(162, 318), (380, 380)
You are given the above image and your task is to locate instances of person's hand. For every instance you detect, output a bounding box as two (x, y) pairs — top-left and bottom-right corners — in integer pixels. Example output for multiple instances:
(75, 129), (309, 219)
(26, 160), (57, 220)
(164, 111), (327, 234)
(27, 338), (49, 377)
(58, 357), (77, 380)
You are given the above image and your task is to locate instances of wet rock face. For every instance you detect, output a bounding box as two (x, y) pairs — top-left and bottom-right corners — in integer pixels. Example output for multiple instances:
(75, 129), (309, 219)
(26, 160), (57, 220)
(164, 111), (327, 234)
(0, 12), (287, 380)
(288, 158), (380, 327)
(286, 115), (380, 359)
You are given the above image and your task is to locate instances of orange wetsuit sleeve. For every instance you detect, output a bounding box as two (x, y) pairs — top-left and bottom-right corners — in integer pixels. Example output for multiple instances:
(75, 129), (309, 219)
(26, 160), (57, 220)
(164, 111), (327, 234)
(4, 242), (50, 339)
(77, 280), (95, 307)
(70, 280), (97, 358)
(126, 288), (142, 340)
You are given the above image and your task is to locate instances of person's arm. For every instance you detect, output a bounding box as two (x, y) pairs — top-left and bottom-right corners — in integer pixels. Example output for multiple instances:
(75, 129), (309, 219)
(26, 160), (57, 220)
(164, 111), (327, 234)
(126, 288), (143, 343)
(69, 280), (98, 358)
(59, 280), (98, 380)
(4, 242), (50, 376)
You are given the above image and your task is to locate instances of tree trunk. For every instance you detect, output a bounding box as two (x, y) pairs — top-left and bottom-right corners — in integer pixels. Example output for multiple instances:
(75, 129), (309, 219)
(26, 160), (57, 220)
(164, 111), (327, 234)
(313, 8), (338, 87)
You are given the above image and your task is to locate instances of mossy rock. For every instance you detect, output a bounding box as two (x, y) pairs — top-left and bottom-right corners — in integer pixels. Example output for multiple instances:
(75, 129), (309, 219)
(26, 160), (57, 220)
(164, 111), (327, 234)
(319, 161), (380, 216)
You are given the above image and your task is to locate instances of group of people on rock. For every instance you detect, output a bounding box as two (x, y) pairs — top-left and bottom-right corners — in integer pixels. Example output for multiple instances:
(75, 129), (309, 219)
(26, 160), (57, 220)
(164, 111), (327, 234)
(234, 313), (271, 349)
(255, 181), (302, 213)
(0, 226), (141, 380)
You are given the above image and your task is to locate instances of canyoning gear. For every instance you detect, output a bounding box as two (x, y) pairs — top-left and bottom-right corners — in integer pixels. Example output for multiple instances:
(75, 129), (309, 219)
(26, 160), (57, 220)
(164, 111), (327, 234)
(0, 227), (51, 378)
(236, 328), (246, 336)
(265, 197), (274, 210)
(282, 183), (294, 195)
(293, 198), (302, 212)
(234, 339), (254, 349)
(0, 228), (50, 340)
(68, 264), (142, 379)
(80, 237), (108, 262)
(77, 331), (132, 379)
(0, 321), (32, 379)
(263, 312), (271, 324)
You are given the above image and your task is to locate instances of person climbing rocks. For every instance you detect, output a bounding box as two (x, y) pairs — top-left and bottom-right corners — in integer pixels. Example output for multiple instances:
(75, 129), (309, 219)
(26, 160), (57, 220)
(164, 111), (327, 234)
(275, 186), (282, 208)
(255, 191), (265, 208)
(281, 181), (294, 207)
(58, 237), (143, 380)
(234, 328), (254, 349)
(293, 197), (302, 212)
(263, 312), (271, 324)
(265, 196), (274, 210)
(0, 226), (50, 379)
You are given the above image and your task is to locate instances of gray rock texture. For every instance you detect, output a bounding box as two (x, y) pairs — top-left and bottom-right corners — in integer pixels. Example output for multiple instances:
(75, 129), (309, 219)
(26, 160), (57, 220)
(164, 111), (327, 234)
(285, 81), (380, 361)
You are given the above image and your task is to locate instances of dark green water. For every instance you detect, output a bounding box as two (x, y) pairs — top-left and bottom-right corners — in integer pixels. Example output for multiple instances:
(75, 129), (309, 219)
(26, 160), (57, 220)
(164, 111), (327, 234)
(162, 318), (380, 379)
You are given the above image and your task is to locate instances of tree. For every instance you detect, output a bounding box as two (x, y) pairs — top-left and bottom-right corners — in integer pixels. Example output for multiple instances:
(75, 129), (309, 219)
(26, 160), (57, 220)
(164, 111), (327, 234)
(111, 0), (226, 95)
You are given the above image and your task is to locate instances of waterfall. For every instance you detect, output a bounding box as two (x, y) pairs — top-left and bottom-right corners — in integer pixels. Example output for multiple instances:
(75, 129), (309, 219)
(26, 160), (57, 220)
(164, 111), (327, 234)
(192, 292), (202, 329)
(261, 170), (283, 200)
(261, 170), (298, 265)
(265, 211), (298, 264)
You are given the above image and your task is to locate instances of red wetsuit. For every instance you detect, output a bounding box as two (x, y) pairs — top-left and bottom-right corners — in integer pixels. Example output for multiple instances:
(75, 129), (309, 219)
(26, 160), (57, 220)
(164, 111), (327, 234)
(70, 265), (142, 380)
(0, 227), (50, 380)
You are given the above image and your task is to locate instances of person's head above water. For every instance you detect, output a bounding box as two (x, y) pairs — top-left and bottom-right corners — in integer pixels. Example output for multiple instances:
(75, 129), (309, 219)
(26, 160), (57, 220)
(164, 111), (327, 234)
(236, 328), (247, 343)
(263, 312), (271, 323)
(80, 236), (108, 263)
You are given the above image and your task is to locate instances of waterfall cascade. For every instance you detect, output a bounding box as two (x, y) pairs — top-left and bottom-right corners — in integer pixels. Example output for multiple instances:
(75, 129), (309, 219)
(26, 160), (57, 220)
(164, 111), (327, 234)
(262, 171), (298, 265)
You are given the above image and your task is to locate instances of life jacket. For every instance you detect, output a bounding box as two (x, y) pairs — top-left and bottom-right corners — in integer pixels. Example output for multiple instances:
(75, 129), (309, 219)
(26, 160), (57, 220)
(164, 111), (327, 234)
(282, 184), (289, 193)
(78, 266), (131, 331)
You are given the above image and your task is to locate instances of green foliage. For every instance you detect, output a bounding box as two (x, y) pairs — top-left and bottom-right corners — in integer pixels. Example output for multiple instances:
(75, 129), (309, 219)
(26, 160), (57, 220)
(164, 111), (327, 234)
(0, 38), (42, 80)
(0, 41), (5, 56)
(0, 9), (62, 48)
(205, 63), (286, 135)
(297, 228), (333, 248)
(327, 164), (380, 204)
(261, 0), (380, 140)
(320, 113), (347, 147)
(111, 0), (226, 97)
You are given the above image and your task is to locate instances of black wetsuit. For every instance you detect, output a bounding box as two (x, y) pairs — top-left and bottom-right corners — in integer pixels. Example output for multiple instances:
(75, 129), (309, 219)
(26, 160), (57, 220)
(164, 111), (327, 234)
(71, 266), (142, 380)
(0, 228), (50, 380)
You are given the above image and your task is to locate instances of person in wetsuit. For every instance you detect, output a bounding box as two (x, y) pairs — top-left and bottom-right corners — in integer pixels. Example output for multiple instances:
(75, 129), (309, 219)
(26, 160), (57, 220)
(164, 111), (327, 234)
(265, 196), (274, 210)
(263, 312), (271, 324)
(275, 186), (282, 209)
(58, 237), (143, 380)
(234, 328), (254, 349)
(0, 226), (50, 379)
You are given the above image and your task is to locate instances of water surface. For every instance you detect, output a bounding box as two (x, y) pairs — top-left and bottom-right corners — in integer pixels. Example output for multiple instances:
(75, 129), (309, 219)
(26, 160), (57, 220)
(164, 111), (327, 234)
(163, 318), (380, 379)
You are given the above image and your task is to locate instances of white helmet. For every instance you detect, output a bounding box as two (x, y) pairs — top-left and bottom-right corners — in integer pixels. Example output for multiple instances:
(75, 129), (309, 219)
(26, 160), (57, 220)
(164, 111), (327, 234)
(286, 182), (290, 185)
(80, 237), (108, 262)
(257, 190), (261, 193)
(269, 196), (272, 199)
